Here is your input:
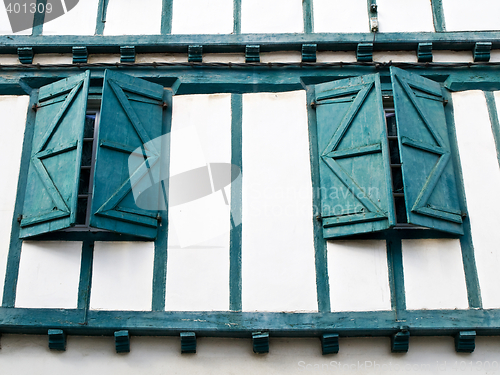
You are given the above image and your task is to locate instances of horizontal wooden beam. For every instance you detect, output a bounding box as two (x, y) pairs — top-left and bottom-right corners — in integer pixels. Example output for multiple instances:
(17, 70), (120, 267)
(0, 32), (500, 55)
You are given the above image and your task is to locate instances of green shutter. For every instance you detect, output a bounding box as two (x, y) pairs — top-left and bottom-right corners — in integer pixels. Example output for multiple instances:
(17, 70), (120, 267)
(19, 71), (90, 238)
(391, 67), (463, 235)
(90, 70), (165, 239)
(314, 74), (395, 238)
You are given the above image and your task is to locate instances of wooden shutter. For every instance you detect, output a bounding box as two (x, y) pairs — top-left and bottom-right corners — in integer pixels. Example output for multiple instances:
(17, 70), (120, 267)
(391, 67), (463, 234)
(90, 70), (165, 239)
(314, 74), (395, 238)
(19, 71), (90, 238)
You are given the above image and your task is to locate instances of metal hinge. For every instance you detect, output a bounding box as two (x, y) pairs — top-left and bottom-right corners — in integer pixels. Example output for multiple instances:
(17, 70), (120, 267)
(17, 214), (23, 223)
(32, 103), (40, 111)
(162, 102), (168, 109)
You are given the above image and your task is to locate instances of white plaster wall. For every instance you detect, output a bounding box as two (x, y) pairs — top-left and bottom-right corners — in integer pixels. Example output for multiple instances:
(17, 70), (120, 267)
(491, 50), (500, 63)
(2, 335), (500, 374)
(443, 0), (500, 31)
(327, 240), (391, 312)
(16, 241), (82, 308)
(372, 51), (417, 63)
(42, 0), (99, 35)
(165, 94), (232, 311)
(316, 51), (356, 63)
(377, 0), (434, 32)
(136, 53), (188, 63)
(453, 91), (500, 309)
(402, 239), (468, 310)
(32, 54), (72, 64)
(172, 0), (233, 34)
(260, 52), (301, 63)
(241, 0), (303, 34)
(313, 0), (368, 33)
(242, 91), (317, 312)
(0, 3), (32, 35)
(87, 54), (121, 64)
(0, 96), (30, 300)
(203, 53), (245, 63)
(433, 51), (473, 63)
(104, 0), (162, 35)
(90, 242), (155, 311)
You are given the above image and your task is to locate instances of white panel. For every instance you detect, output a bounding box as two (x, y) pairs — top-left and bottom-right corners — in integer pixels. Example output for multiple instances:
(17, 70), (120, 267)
(241, 0), (302, 34)
(42, 0), (99, 35)
(90, 242), (155, 311)
(402, 239), (468, 310)
(0, 96), (30, 300)
(32, 54), (72, 64)
(491, 50), (500, 63)
(203, 53), (245, 63)
(377, 0), (433, 32)
(165, 94), (231, 311)
(327, 240), (391, 312)
(172, 0), (233, 34)
(104, 0), (162, 35)
(454, 91), (500, 308)
(433, 51), (473, 63)
(0, 55), (19, 64)
(313, 0), (368, 33)
(443, 0), (500, 31)
(0, 3), (32, 35)
(16, 242), (82, 308)
(136, 53), (188, 63)
(242, 91), (317, 312)
(88, 54), (120, 63)
(260, 52), (301, 63)
(316, 51), (356, 63)
(373, 51), (417, 63)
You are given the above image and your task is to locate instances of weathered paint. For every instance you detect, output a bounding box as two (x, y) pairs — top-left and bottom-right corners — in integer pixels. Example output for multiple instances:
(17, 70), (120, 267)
(103, 0), (162, 35)
(171, 0), (233, 35)
(0, 96), (30, 300)
(90, 242), (155, 311)
(328, 240), (392, 312)
(442, 0), (500, 32)
(313, 0), (368, 33)
(377, 0), (434, 32)
(15, 241), (82, 308)
(402, 239), (468, 310)
(241, 91), (317, 312)
(240, 0), (302, 34)
(454, 91), (500, 308)
(42, 0), (100, 35)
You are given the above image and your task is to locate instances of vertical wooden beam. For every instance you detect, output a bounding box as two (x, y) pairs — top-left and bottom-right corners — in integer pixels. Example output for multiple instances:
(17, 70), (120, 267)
(233, 0), (242, 34)
(306, 86), (331, 313)
(32, 0), (47, 36)
(367, 0), (378, 32)
(229, 94), (243, 311)
(431, 0), (446, 32)
(485, 91), (500, 167)
(386, 237), (406, 316)
(161, 0), (173, 35)
(303, 0), (314, 34)
(95, 0), (109, 35)
(77, 241), (94, 318)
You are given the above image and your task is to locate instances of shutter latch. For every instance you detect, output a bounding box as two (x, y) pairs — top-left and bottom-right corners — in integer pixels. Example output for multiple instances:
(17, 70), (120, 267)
(310, 101), (317, 109)
(17, 214), (23, 223)
(162, 102), (168, 109)
(156, 213), (162, 223)
(32, 103), (40, 111)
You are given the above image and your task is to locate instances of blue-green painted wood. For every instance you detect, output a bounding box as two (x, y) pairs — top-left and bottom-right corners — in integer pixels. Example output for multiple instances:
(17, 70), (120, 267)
(313, 74), (395, 238)
(303, 0), (313, 34)
(4, 31), (500, 55)
(77, 241), (94, 312)
(19, 71), (90, 238)
(444, 90), (482, 308)
(484, 91), (500, 167)
(391, 328), (409, 353)
(114, 330), (130, 353)
(180, 332), (196, 353)
(31, 0), (47, 36)
(2, 91), (39, 307)
(233, 0), (241, 34)
(161, 0), (173, 35)
(90, 69), (164, 239)
(95, 0), (109, 35)
(306, 86), (331, 312)
(5, 308), (500, 336)
(48, 329), (66, 350)
(391, 66), (463, 235)
(386, 238), (406, 316)
(229, 94), (242, 311)
(455, 331), (475, 353)
(151, 89), (172, 312)
(431, 0), (446, 32)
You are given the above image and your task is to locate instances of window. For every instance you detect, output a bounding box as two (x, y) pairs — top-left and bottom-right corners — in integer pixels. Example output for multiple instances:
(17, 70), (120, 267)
(18, 69), (169, 240)
(312, 67), (464, 239)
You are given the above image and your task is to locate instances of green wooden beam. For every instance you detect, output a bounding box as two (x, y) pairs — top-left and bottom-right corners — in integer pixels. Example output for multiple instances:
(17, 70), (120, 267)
(31, 0), (47, 36)
(233, 0), (241, 34)
(303, 0), (314, 34)
(95, 0), (109, 35)
(386, 238), (406, 316)
(485, 91), (500, 167)
(161, 0), (173, 35)
(431, 0), (446, 32)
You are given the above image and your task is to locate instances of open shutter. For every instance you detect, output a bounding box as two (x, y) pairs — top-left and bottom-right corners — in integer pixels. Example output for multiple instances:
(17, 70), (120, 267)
(391, 67), (463, 234)
(314, 74), (395, 238)
(19, 71), (90, 238)
(90, 70), (165, 239)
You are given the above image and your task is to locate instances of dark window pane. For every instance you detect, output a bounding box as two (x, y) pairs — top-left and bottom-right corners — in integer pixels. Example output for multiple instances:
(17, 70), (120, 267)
(76, 198), (88, 225)
(78, 168), (90, 195)
(82, 141), (93, 167)
(389, 140), (401, 164)
(84, 114), (96, 138)
(392, 168), (404, 194)
(386, 113), (397, 136)
(395, 196), (408, 224)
